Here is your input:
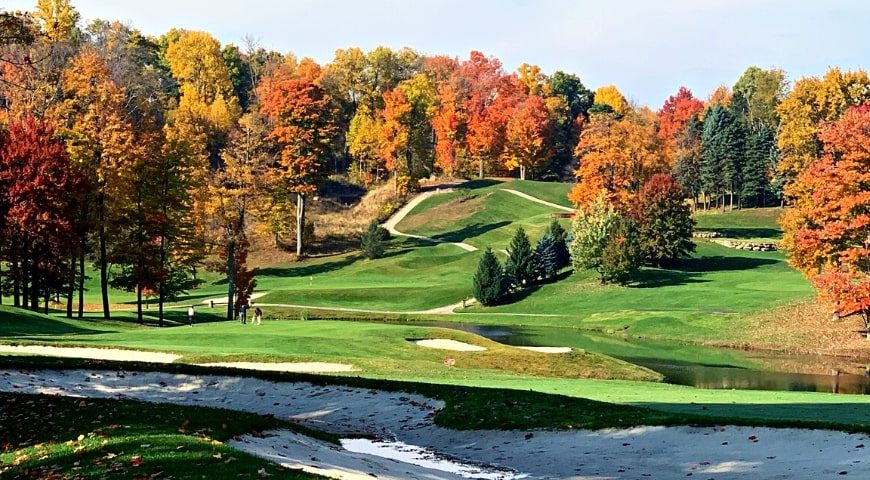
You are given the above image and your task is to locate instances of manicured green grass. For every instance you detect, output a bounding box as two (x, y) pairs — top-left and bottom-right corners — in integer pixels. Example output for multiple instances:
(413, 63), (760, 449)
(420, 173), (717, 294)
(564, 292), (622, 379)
(694, 207), (784, 239)
(0, 391), (326, 479)
(398, 183), (567, 250)
(503, 179), (574, 207)
(0, 306), (659, 382)
(461, 241), (813, 344)
(254, 240), (479, 310)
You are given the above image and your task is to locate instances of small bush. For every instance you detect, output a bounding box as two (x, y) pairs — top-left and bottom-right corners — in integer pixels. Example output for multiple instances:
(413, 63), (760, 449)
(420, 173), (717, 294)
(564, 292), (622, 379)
(360, 220), (389, 259)
(599, 218), (643, 285)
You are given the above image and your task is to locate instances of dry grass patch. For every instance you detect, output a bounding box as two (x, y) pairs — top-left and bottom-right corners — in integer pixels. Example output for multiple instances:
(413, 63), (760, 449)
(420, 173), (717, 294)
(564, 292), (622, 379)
(398, 193), (486, 232)
(726, 300), (870, 360)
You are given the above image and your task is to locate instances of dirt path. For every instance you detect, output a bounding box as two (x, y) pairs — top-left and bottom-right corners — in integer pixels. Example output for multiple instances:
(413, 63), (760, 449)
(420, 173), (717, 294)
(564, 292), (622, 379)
(382, 189), (478, 252)
(4, 368), (869, 480)
(500, 189), (575, 213)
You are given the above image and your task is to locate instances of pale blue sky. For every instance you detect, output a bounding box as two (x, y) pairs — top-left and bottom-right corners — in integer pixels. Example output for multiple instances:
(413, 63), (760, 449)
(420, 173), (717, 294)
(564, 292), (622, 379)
(6, 0), (869, 107)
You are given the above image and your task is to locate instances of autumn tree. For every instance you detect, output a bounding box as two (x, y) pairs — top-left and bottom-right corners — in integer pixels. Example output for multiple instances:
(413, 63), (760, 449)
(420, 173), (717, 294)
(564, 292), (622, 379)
(346, 105), (384, 184)
(0, 117), (86, 312)
(781, 106), (870, 336)
(164, 30), (241, 165)
(206, 113), (271, 320)
(503, 95), (552, 180)
(34, 0), (79, 42)
(633, 174), (695, 266)
(732, 66), (787, 127)
(463, 51), (512, 178)
(54, 49), (141, 319)
(657, 86), (703, 160)
(593, 85), (630, 116)
(776, 68), (870, 184)
(569, 109), (667, 207)
(259, 68), (339, 256)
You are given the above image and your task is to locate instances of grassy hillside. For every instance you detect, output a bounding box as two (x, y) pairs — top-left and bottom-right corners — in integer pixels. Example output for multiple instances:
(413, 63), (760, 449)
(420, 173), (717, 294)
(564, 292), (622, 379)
(694, 207), (784, 240)
(398, 180), (569, 250)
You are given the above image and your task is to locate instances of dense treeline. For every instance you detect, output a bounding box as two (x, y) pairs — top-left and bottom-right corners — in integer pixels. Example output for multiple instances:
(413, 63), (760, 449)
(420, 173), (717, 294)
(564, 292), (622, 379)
(1, 1), (867, 325)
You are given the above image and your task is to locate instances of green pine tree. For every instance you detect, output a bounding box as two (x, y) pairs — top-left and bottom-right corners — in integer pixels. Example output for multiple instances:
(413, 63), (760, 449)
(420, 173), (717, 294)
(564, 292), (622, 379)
(546, 218), (571, 269)
(701, 105), (746, 209)
(741, 123), (776, 207)
(473, 248), (506, 306)
(504, 227), (535, 289)
(360, 220), (388, 259)
(534, 234), (559, 281)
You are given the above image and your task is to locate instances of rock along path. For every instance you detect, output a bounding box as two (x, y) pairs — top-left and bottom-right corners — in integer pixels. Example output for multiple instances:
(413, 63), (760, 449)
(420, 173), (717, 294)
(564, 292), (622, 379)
(2, 368), (870, 479)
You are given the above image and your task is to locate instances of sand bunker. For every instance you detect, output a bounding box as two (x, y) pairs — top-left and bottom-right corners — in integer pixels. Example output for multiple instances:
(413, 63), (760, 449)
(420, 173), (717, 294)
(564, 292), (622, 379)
(414, 339), (487, 352)
(0, 345), (180, 363)
(197, 362), (354, 373)
(516, 346), (572, 354)
(3, 368), (870, 479)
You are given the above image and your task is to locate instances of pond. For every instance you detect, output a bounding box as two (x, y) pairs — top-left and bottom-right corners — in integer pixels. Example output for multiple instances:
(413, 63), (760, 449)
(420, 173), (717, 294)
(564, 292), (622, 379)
(402, 321), (870, 395)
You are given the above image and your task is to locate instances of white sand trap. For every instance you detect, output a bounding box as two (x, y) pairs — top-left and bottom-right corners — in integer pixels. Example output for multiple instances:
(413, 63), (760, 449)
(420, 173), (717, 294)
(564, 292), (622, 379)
(3, 368), (870, 479)
(516, 346), (571, 354)
(0, 345), (180, 363)
(197, 361), (354, 373)
(414, 339), (487, 352)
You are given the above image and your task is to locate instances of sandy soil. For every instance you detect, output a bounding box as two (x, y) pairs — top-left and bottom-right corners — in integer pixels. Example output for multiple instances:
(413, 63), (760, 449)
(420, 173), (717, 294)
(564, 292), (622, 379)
(2, 368), (869, 479)
(516, 346), (572, 354)
(198, 362), (354, 373)
(0, 345), (180, 363)
(414, 339), (487, 352)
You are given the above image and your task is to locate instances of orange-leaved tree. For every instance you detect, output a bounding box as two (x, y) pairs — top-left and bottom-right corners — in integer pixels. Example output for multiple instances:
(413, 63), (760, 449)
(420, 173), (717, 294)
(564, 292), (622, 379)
(657, 86), (703, 161)
(569, 108), (666, 207)
(259, 66), (339, 256)
(503, 95), (552, 180)
(782, 105), (870, 335)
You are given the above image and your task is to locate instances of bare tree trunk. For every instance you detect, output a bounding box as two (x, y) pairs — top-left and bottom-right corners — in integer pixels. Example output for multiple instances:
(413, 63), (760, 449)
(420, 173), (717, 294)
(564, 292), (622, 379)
(478, 157), (484, 179)
(12, 238), (19, 307)
(98, 192), (110, 319)
(77, 246), (85, 318)
(66, 253), (75, 318)
(136, 282), (143, 325)
(226, 239), (236, 321)
(296, 193), (306, 257)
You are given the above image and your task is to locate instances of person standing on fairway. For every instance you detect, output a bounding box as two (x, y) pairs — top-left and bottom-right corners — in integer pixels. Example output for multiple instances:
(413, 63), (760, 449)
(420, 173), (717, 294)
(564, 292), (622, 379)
(254, 307), (262, 325)
(239, 304), (247, 324)
(188, 305), (195, 326)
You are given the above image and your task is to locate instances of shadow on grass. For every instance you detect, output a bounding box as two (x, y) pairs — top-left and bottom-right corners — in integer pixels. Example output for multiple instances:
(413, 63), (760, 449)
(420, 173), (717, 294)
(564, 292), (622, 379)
(457, 179), (503, 190)
(256, 255), (360, 278)
(435, 221), (511, 243)
(0, 316), (104, 337)
(632, 402), (870, 427)
(631, 269), (709, 288)
(681, 255), (779, 272)
(697, 227), (782, 239)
